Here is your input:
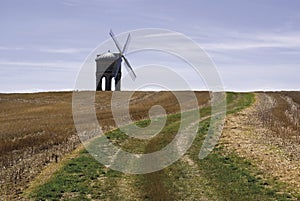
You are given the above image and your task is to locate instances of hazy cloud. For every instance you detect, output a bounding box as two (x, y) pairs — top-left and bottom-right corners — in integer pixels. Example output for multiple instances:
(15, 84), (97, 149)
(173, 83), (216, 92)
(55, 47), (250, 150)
(39, 48), (92, 54)
(0, 60), (81, 70)
(200, 32), (300, 51)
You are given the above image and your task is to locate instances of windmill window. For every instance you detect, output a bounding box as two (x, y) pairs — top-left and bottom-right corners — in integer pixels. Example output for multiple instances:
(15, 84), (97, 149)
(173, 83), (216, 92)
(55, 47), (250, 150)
(111, 77), (116, 91)
(101, 76), (106, 91)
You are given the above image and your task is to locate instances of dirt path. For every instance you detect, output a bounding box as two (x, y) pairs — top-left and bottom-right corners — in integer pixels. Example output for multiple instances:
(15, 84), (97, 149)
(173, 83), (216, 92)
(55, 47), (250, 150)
(221, 93), (300, 195)
(24, 92), (300, 200)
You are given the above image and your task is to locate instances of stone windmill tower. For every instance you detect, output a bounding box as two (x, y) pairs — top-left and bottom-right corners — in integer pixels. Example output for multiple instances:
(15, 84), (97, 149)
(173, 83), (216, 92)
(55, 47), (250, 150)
(96, 30), (136, 91)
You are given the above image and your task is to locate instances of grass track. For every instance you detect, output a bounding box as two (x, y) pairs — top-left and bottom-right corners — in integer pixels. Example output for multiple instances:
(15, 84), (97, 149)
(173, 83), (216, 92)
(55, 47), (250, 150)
(27, 93), (298, 200)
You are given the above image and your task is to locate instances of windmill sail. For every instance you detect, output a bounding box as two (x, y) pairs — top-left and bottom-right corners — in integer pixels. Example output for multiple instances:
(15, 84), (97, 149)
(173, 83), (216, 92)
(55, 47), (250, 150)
(109, 30), (136, 80)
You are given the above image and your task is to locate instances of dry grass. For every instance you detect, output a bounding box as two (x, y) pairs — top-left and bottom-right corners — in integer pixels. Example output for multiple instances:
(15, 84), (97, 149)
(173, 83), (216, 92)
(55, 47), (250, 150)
(222, 92), (300, 196)
(21, 92), (300, 200)
(0, 91), (209, 199)
(3, 91), (298, 200)
(255, 92), (300, 160)
(0, 92), (77, 199)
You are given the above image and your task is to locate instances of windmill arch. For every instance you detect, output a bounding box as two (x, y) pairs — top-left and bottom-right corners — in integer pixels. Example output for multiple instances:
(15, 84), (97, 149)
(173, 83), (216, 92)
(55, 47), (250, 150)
(101, 76), (106, 91)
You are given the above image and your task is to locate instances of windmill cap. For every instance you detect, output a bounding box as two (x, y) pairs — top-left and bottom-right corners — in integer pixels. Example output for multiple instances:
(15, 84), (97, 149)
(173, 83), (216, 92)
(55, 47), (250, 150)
(95, 52), (120, 61)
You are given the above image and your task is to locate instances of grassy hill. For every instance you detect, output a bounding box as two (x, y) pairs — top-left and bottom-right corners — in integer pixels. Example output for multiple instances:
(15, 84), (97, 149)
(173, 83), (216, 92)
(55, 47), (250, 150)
(1, 91), (299, 200)
(26, 92), (300, 200)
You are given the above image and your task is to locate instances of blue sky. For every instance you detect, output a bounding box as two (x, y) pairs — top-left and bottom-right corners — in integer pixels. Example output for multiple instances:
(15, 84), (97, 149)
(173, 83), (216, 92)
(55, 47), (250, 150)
(0, 0), (299, 92)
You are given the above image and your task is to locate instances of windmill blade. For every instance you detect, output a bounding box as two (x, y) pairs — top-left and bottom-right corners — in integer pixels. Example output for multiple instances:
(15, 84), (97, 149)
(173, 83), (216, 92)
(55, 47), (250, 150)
(109, 29), (122, 53)
(122, 55), (136, 80)
(122, 33), (131, 54)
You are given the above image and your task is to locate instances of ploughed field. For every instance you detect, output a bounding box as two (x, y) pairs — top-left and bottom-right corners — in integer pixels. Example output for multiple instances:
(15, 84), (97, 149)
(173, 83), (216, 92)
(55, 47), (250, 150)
(0, 91), (209, 199)
(0, 91), (299, 200)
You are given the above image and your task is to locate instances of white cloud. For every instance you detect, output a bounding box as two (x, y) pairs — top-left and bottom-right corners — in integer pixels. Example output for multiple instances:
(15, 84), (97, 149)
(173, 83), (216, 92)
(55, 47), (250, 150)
(192, 26), (300, 51)
(139, 32), (182, 39)
(39, 48), (92, 54)
(0, 60), (82, 70)
(1, 46), (92, 54)
(216, 63), (300, 91)
(0, 88), (74, 94)
(198, 32), (300, 51)
(61, 0), (78, 6)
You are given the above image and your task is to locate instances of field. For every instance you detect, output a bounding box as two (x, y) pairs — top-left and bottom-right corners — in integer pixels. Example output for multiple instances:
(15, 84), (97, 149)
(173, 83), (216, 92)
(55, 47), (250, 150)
(0, 91), (299, 200)
(0, 91), (209, 199)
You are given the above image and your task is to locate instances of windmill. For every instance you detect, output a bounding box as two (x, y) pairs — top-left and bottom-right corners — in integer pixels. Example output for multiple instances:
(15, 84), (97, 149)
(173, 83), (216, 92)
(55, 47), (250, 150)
(95, 30), (136, 91)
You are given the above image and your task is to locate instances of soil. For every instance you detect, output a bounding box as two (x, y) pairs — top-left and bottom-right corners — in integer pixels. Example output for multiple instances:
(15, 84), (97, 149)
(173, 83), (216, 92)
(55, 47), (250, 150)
(221, 92), (300, 194)
(1, 91), (299, 200)
(0, 91), (209, 200)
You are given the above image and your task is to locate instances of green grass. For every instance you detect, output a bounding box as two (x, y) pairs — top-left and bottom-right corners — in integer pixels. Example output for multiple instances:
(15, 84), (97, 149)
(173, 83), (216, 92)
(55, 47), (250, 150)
(28, 92), (299, 200)
(226, 92), (255, 114)
(188, 138), (295, 200)
(29, 150), (127, 200)
(30, 151), (99, 200)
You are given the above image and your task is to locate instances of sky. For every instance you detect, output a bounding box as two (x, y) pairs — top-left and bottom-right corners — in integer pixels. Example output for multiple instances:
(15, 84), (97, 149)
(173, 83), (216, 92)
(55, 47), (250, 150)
(0, 0), (299, 92)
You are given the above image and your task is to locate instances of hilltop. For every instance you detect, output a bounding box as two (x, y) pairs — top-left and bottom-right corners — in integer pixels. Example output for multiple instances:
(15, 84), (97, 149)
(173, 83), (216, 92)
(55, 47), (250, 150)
(0, 91), (299, 200)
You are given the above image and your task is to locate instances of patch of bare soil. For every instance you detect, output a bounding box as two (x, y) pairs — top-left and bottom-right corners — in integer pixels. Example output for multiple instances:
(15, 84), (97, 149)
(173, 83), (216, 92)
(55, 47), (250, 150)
(221, 93), (300, 195)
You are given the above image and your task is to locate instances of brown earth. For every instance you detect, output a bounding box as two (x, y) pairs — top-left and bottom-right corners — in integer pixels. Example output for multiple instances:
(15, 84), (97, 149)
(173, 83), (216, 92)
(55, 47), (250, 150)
(0, 91), (210, 200)
(221, 92), (300, 194)
(1, 91), (299, 200)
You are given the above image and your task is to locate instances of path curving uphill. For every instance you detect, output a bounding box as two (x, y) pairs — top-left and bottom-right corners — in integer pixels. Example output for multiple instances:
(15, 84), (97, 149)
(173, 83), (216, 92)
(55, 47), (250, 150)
(6, 91), (300, 200)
